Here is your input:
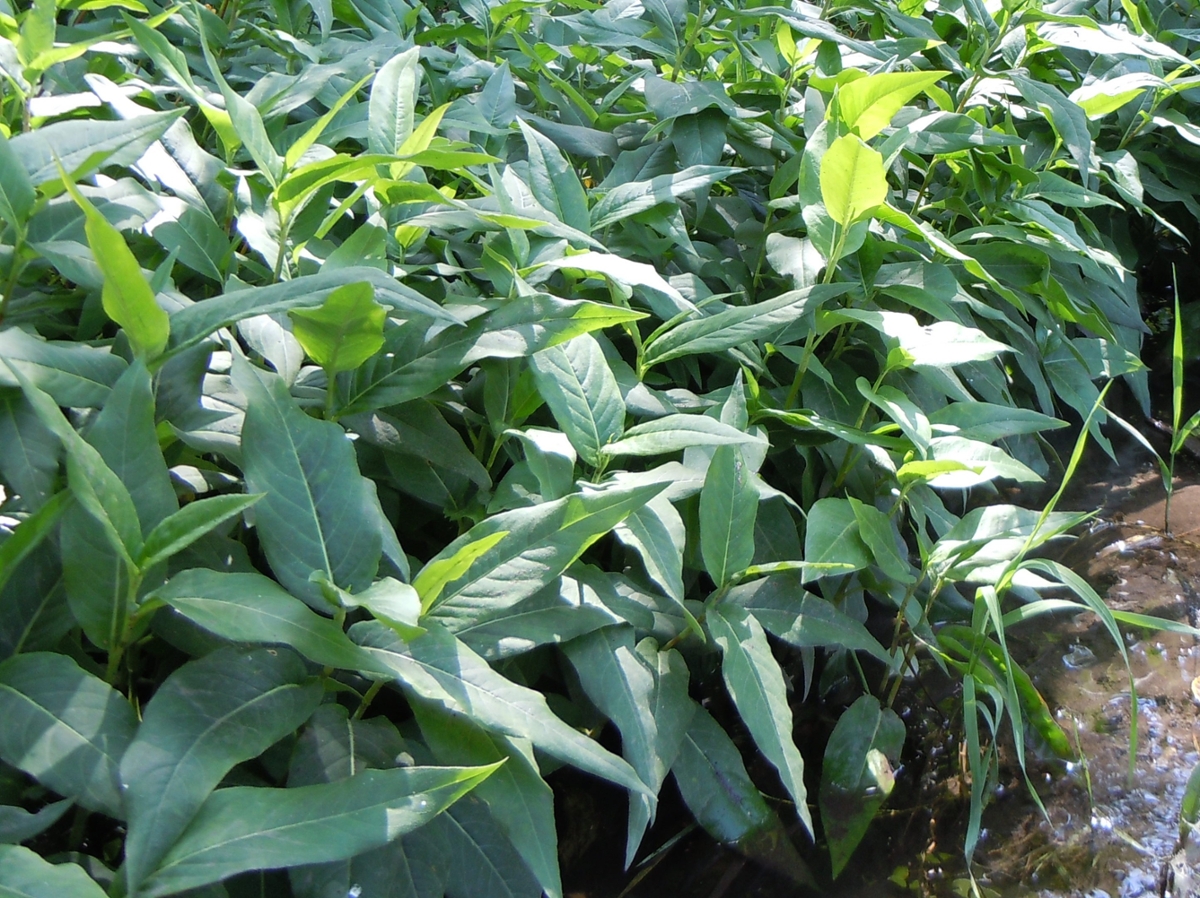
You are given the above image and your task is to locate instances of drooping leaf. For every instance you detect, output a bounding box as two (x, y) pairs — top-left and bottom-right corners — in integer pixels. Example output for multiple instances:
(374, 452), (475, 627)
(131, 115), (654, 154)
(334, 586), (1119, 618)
(819, 695), (905, 877)
(121, 647), (324, 892)
(706, 603), (813, 835)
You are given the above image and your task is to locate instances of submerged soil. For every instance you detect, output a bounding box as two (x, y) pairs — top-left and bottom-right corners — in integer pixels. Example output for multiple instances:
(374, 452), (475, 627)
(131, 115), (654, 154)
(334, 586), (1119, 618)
(560, 458), (1200, 898)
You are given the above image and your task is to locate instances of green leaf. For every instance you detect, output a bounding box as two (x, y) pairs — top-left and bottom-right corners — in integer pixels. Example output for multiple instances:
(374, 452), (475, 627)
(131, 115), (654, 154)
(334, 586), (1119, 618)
(849, 497), (914, 584)
(509, 428), (576, 500)
(0, 845), (107, 897)
(590, 165), (742, 230)
(700, 446), (758, 588)
(288, 282), (387, 376)
(9, 111), (183, 187)
(819, 134), (888, 227)
(0, 131), (34, 232)
(138, 764), (500, 897)
(818, 695), (904, 877)
(927, 402), (1066, 442)
(926, 436), (1042, 487)
(640, 284), (852, 371)
(706, 603), (813, 835)
(421, 481), (666, 629)
(136, 494), (262, 571)
(834, 70), (950, 140)
(345, 294), (642, 414)
(0, 491), (70, 598)
(352, 621), (651, 798)
(600, 414), (764, 458)
(518, 119), (590, 233)
(120, 647), (324, 892)
(613, 493), (686, 604)
(0, 391), (59, 509)
(0, 799), (71, 845)
(415, 706), (560, 898)
(59, 174), (170, 362)
(528, 334), (625, 468)
(564, 629), (693, 865)
(1011, 73), (1093, 187)
(150, 569), (391, 675)
(234, 358), (381, 607)
(729, 573), (892, 664)
(0, 329), (127, 409)
(0, 652), (137, 818)
(369, 47), (422, 155)
(804, 497), (871, 572)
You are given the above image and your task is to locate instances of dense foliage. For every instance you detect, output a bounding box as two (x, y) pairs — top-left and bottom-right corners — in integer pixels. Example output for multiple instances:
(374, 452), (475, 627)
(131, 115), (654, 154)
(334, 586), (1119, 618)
(1, 0), (1199, 892)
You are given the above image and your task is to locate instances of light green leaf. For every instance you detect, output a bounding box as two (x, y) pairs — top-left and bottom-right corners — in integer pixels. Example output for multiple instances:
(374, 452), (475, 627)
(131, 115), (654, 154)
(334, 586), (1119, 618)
(819, 134), (888, 227)
(150, 569), (391, 675)
(138, 764), (500, 897)
(352, 620), (651, 798)
(0, 652), (137, 818)
(706, 603), (813, 836)
(834, 70), (950, 140)
(121, 647), (324, 892)
(601, 414), (763, 458)
(421, 482), (666, 629)
(0, 845), (107, 897)
(700, 446), (757, 587)
(234, 358), (381, 607)
(60, 174), (170, 362)
(819, 695), (904, 877)
(288, 282), (387, 376)
(137, 494), (263, 572)
(529, 334), (625, 468)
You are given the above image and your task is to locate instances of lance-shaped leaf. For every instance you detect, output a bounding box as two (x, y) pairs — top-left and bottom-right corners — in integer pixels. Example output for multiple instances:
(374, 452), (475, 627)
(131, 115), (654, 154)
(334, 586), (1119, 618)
(121, 647), (323, 893)
(601, 414), (763, 459)
(370, 46), (422, 155)
(345, 294), (643, 414)
(421, 481), (666, 630)
(819, 695), (904, 877)
(640, 284), (852, 371)
(9, 110), (182, 186)
(0, 799), (71, 845)
(706, 603), (813, 836)
(352, 621), (651, 798)
(519, 119), (589, 233)
(614, 493), (685, 604)
(0, 329), (126, 409)
(0, 652), (137, 818)
(529, 334), (625, 468)
(60, 173), (169, 362)
(415, 704), (561, 898)
(0, 390), (59, 508)
(820, 134), (888, 227)
(804, 497), (872, 572)
(0, 491), (70, 598)
(0, 131), (34, 232)
(136, 493), (263, 572)
(590, 165), (741, 230)
(288, 282), (387, 376)
(137, 764), (501, 897)
(234, 358), (381, 607)
(564, 629), (693, 865)
(150, 569), (392, 675)
(0, 845), (108, 897)
(700, 445), (758, 588)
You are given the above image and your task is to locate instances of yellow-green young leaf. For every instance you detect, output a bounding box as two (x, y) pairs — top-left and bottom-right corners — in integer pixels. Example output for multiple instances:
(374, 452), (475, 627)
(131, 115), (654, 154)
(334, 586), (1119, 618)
(59, 174), (169, 361)
(288, 282), (387, 375)
(414, 530), (509, 612)
(833, 70), (950, 140)
(819, 135), (888, 227)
